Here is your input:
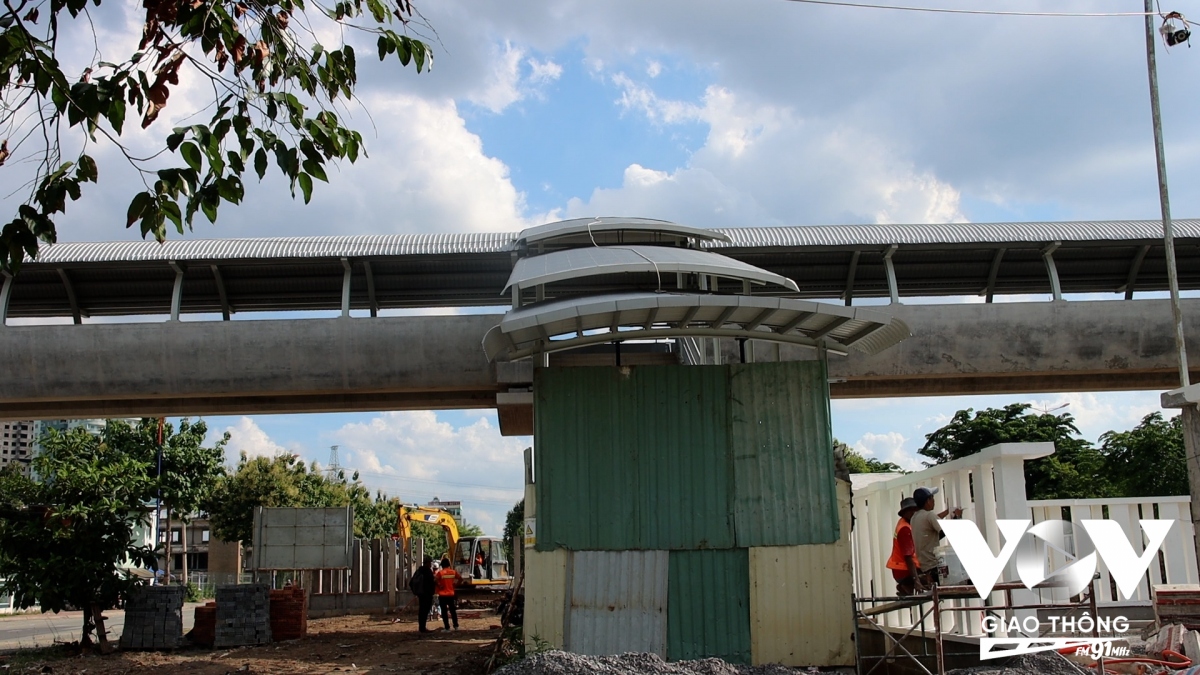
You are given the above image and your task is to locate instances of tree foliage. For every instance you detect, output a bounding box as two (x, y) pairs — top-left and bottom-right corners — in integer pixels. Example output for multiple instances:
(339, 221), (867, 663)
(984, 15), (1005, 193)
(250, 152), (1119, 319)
(203, 452), (413, 544)
(0, 0), (431, 271)
(1099, 412), (1188, 498)
(835, 439), (902, 474)
(918, 404), (1113, 500)
(502, 498), (523, 564)
(0, 427), (157, 646)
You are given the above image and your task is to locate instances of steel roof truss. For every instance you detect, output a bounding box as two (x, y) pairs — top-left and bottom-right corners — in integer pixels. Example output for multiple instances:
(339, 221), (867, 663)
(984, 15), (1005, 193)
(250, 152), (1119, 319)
(1122, 244), (1152, 299)
(210, 264), (231, 320)
(56, 268), (82, 324)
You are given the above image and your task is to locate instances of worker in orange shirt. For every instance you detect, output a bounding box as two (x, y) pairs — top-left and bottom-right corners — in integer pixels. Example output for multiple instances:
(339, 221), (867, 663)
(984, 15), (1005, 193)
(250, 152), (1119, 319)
(886, 497), (926, 597)
(435, 557), (461, 631)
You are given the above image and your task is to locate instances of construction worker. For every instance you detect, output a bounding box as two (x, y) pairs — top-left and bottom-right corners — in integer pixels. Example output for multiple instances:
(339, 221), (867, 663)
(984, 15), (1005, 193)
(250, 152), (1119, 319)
(435, 557), (461, 631)
(887, 497), (925, 597)
(909, 486), (962, 587)
(408, 555), (436, 633)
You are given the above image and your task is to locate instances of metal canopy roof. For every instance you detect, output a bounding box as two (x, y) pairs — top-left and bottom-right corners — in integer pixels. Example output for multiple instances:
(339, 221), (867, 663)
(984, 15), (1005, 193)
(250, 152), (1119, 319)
(516, 217), (732, 246)
(8, 218), (1200, 319)
(503, 246), (801, 294)
(482, 292), (911, 362)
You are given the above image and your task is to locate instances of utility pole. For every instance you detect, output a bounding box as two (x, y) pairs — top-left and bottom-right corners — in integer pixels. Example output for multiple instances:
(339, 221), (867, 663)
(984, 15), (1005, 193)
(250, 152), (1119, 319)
(1146, 0), (1200, 568)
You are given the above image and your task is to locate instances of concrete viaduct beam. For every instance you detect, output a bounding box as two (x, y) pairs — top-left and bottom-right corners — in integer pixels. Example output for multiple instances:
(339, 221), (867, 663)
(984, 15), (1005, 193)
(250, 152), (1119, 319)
(2, 299), (1199, 420)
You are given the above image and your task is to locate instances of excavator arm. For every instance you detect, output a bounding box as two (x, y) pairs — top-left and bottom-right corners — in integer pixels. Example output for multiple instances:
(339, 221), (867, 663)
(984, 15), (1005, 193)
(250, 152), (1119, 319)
(397, 505), (459, 554)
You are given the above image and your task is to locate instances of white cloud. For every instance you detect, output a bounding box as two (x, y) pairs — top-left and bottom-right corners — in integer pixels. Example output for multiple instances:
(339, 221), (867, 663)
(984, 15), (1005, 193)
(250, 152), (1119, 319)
(1024, 392), (1171, 445)
(528, 58), (564, 85)
(854, 431), (923, 471)
(220, 417), (289, 461)
(569, 81), (965, 227)
(467, 41), (526, 113)
(332, 411), (528, 534)
(646, 60), (663, 78)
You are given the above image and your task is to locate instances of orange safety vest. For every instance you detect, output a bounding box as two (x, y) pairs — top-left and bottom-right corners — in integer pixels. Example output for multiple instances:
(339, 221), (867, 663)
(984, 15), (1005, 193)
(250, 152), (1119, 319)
(886, 518), (919, 572)
(435, 566), (459, 596)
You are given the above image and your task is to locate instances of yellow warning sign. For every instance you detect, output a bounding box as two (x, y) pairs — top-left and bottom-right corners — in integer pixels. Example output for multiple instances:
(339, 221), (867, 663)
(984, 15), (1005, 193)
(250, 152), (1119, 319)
(523, 518), (536, 548)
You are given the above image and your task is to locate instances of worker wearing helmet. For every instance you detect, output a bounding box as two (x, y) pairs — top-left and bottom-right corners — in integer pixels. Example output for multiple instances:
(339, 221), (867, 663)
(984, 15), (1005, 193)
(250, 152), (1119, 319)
(886, 497), (925, 597)
(435, 557), (461, 631)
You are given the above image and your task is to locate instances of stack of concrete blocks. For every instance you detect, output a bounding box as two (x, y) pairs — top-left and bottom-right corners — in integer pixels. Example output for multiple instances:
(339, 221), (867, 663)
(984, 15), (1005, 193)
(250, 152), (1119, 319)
(1150, 623), (1187, 659)
(119, 585), (185, 649)
(214, 584), (272, 647)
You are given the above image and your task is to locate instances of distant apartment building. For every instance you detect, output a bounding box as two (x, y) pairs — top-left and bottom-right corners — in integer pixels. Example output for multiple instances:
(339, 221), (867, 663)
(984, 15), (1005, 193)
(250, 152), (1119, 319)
(156, 515), (243, 582)
(0, 421), (33, 474)
(427, 497), (462, 520)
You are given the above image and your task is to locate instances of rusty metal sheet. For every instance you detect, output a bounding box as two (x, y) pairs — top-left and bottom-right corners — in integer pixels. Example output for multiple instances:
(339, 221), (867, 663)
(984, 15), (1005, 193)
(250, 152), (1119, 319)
(748, 481), (855, 667)
(566, 550), (668, 657)
(524, 547), (569, 651)
(534, 366), (735, 552)
(730, 361), (839, 547)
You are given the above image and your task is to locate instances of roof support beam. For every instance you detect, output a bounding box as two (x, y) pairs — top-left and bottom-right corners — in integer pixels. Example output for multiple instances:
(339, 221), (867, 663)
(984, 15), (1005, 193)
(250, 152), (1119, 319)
(169, 261), (185, 321)
(843, 322), (887, 347)
(1122, 244), (1152, 300)
(984, 247), (1006, 303)
(0, 271), (11, 327)
(1042, 241), (1063, 301)
(776, 311), (815, 335)
(843, 250), (861, 307)
(210, 265), (231, 321)
(56, 268), (82, 324)
(363, 260), (378, 318)
(810, 315), (852, 340)
(677, 305), (701, 330)
(743, 307), (778, 332)
(340, 257), (352, 318)
(642, 307), (659, 331)
(712, 305), (738, 329)
(883, 244), (900, 304)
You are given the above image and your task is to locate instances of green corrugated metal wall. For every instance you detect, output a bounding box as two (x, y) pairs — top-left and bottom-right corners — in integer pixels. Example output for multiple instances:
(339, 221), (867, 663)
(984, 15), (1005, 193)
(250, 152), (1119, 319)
(535, 362), (837, 552)
(534, 366), (735, 552)
(730, 361), (839, 547)
(667, 549), (752, 664)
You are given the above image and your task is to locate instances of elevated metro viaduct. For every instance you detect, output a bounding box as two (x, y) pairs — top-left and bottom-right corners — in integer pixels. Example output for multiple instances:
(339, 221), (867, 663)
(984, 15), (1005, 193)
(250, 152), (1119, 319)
(4, 218), (1200, 430)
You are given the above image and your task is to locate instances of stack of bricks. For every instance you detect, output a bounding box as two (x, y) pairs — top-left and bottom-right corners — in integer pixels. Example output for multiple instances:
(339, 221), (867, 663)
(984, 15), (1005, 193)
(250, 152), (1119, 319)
(118, 585), (185, 650)
(189, 601), (217, 647)
(269, 586), (308, 640)
(214, 584), (272, 647)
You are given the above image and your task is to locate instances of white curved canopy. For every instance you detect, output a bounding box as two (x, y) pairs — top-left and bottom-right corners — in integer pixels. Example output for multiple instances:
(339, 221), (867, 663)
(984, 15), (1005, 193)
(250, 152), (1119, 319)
(503, 246), (800, 294)
(483, 292), (910, 362)
(517, 217), (732, 246)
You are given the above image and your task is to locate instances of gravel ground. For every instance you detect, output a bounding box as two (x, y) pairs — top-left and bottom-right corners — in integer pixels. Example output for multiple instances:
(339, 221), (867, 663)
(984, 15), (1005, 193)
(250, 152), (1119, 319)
(946, 652), (1087, 675)
(495, 651), (807, 675)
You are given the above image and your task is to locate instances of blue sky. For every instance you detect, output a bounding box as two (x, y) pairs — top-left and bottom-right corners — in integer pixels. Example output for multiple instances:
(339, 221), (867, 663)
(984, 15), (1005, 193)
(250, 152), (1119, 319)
(7, 0), (1200, 532)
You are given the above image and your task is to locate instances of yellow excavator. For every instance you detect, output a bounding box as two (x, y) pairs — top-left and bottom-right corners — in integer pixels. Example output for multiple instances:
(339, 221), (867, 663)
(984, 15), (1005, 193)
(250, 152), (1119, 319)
(397, 505), (510, 589)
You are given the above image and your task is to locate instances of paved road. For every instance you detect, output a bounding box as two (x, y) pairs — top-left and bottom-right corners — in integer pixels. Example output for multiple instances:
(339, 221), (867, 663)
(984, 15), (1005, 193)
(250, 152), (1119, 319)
(0, 604), (202, 651)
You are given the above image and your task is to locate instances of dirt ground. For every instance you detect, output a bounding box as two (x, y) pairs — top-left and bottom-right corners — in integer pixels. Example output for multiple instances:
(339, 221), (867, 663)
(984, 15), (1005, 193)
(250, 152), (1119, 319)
(0, 612), (504, 675)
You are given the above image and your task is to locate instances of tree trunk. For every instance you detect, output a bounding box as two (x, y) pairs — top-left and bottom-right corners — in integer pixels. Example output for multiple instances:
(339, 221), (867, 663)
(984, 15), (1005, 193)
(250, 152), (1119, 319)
(164, 506), (172, 585)
(181, 519), (189, 588)
(80, 608), (94, 649)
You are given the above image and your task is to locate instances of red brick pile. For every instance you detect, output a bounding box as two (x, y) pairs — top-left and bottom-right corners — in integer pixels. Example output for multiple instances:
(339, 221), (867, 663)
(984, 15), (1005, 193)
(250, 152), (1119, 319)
(269, 586), (308, 640)
(190, 602), (217, 647)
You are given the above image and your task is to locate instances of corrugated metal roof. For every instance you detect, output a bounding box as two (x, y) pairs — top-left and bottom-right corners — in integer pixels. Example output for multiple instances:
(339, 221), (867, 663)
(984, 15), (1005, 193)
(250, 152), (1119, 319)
(533, 366), (736, 552)
(566, 550), (669, 657)
(484, 292), (911, 362)
(32, 232), (518, 264)
(730, 362), (840, 547)
(667, 549), (752, 664)
(32, 218), (1199, 265)
(748, 483), (855, 668)
(707, 219), (1200, 249)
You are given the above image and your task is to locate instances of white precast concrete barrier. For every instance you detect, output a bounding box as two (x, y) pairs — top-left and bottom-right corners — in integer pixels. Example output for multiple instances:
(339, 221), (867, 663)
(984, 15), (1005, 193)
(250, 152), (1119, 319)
(850, 442), (1198, 635)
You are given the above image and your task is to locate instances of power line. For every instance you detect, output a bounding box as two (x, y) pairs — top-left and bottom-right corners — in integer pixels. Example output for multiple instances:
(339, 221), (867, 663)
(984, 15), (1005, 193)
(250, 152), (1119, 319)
(354, 469), (523, 492)
(783, 0), (1157, 18)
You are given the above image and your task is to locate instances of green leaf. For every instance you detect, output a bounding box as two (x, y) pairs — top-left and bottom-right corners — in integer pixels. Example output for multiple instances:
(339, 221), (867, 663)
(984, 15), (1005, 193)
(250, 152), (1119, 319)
(180, 142), (203, 173)
(126, 192), (153, 228)
(76, 155), (98, 183)
(297, 172), (313, 204)
(200, 195), (218, 223)
(109, 97), (126, 135)
(302, 159), (327, 182)
(166, 131), (186, 152)
(160, 199), (182, 230)
(254, 148), (268, 179)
